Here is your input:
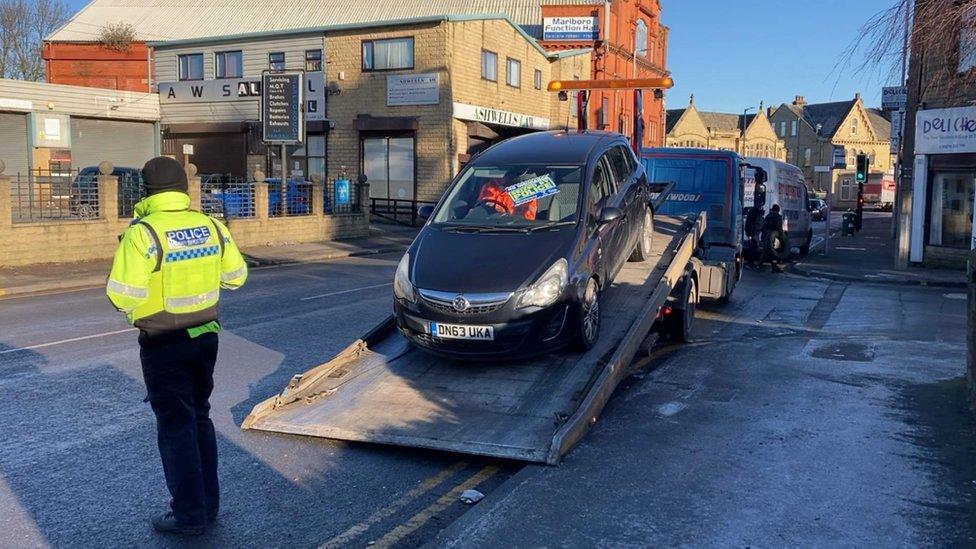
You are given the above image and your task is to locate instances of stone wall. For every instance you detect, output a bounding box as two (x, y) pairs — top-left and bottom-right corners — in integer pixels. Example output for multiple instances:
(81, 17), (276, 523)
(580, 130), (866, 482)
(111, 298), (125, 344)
(0, 165), (368, 268)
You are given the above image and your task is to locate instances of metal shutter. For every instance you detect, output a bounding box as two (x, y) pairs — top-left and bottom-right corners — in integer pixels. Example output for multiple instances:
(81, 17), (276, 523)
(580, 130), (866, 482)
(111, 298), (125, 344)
(0, 113), (29, 177)
(70, 118), (155, 171)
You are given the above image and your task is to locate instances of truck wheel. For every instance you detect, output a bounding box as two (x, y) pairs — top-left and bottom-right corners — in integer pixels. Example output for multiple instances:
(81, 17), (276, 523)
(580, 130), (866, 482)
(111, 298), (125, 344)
(798, 229), (813, 256)
(666, 277), (697, 342)
(575, 277), (601, 351)
(628, 207), (654, 262)
(765, 230), (791, 261)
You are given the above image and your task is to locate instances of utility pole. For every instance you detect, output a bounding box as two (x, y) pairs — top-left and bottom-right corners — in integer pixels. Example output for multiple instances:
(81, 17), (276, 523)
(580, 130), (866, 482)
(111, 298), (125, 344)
(741, 106), (754, 155)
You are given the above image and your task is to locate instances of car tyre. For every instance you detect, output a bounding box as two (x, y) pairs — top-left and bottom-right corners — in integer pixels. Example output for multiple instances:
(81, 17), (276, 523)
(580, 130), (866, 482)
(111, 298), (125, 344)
(666, 276), (697, 342)
(575, 277), (601, 351)
(628, 207), (654, 262)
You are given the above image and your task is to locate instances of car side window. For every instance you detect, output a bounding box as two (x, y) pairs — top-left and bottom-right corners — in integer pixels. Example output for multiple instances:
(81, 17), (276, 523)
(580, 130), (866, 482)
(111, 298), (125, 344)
(588, 160), (611, 226)
(607, 146), (633, 187)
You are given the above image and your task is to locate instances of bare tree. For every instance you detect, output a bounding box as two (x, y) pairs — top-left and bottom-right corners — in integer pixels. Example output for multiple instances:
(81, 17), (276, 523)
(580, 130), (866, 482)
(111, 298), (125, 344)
(839, 0), (969, 86)
(0, 0), (69, 81)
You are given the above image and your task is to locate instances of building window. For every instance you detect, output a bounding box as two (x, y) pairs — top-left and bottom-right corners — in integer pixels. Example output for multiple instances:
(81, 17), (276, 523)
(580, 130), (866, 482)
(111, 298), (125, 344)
(362, 135), (415, 200)
(840, 178), (853, 201)
(215, 50), (243, 79)
(960, 5), (976, 72)
(481, 50), (497, 81)
(269, 52), (286, 72)
(635, 19), (648, 56)
(599, 96), (609, 127)
(790, 120), (797, 137)
(506, 58), (521, 88)
(178, 53), (204, 81)
(362, 37), (414, 71)
(305, 49), (323, 71)
(851, 118), (858, 135)
(804, 148), (811, 166)
(779, 121), (786, 137)
(534, 69), (542, 90)
(928, 171), (975, 248)
(289, 134), (327, 182)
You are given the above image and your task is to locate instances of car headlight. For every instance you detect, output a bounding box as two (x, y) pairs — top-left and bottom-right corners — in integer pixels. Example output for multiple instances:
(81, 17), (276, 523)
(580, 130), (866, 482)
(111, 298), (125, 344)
(517, 259), (569, 309)
(393, 252), (416, 303)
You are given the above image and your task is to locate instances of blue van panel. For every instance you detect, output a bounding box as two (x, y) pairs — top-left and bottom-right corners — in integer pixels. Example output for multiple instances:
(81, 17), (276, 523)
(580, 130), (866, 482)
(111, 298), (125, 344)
(641, 148), (742, 247)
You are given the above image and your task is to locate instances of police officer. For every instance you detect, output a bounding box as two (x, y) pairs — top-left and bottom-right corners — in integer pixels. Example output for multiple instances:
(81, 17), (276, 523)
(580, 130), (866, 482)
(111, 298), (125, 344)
(760, 203), (785, 273)
(106, 157), (247, 535)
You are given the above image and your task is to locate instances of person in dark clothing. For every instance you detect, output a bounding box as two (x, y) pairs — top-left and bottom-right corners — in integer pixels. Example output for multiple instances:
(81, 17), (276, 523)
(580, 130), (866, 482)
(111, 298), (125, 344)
(744, 206), (763, 267)
(760, 204), (785, 273)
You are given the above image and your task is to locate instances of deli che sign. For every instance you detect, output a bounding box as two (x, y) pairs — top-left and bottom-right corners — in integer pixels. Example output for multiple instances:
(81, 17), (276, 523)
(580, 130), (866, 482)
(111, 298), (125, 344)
(915, 106), (976, 154)
(452, 102), (549, 130)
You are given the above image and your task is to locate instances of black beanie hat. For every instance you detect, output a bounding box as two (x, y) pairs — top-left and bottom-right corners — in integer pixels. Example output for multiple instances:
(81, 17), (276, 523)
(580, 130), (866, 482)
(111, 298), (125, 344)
(142, 156), (188, 195)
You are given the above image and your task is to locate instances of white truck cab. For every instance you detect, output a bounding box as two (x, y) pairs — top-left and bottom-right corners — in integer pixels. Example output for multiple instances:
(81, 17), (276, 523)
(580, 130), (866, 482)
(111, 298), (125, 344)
(744, 157), (814, 255)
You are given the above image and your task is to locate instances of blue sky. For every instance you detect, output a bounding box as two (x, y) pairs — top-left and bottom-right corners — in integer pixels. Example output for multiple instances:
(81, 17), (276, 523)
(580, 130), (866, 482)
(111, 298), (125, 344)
(63, 0), (897, 112)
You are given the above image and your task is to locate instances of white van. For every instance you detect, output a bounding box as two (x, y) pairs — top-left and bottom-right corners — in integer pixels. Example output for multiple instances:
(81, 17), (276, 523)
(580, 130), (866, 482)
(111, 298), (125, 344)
(744, 157), (814, 255)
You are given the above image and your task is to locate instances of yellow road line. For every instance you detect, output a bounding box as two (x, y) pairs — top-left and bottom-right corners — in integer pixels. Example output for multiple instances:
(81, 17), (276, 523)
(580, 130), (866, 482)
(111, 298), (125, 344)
(370, 465), (500, 548)
(319, 461), (468, 548)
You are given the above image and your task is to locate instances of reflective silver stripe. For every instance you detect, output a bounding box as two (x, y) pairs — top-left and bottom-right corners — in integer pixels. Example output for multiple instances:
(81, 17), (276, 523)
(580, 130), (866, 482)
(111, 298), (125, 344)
(107, 279), (149, 299)
(221, 266), (246, 282)
(165, 289), (219, 309)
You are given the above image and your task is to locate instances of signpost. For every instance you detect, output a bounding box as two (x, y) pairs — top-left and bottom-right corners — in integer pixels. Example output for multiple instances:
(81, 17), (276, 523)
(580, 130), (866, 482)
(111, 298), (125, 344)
(882, 86), (908, 111)
(261, 71), (304, 183)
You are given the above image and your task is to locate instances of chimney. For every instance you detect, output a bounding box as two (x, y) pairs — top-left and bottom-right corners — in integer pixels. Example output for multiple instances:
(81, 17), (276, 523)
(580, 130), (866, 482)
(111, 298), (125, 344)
(855, 92), (861, 101)
(792, 95), (806, 107)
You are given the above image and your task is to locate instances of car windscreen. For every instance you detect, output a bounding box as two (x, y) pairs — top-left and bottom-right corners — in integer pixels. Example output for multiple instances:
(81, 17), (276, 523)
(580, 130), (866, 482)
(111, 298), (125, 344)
(432, 164), (583, 227)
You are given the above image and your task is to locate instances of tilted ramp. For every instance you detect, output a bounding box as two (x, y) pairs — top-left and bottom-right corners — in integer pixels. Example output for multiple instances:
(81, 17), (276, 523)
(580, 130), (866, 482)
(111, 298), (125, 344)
(242, 213), (705, 464)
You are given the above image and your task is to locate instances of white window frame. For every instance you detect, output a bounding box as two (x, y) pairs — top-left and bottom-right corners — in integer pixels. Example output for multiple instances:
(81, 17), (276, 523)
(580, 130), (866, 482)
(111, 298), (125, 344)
(178, 53), (204, 81)
(362, 37), (414, 71)
(481, 50), (497, 82)
(534, 69), (542, 90)
(790, 120), (797, 137)
(506, 57), (521, 88)
(305, 49), (323, 72)
(215, 50), (243, 79)
(269, 52), (286, 72)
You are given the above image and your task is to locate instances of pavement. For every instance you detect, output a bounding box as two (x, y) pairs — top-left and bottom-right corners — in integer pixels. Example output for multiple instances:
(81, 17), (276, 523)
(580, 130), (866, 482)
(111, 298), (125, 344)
(1, 220), (972, 547)
(0, 222), (418, 297)
(793, 212), (966, 288)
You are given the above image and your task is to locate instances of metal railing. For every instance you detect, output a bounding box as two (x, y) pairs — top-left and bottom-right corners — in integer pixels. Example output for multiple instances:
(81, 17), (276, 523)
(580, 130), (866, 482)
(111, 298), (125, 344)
(201, 176), (256, 219)
(325, 178), (362, 215)
(268, 180), (312, 218)
(369, 198), (437, 226)
(11, 169), (95, 223)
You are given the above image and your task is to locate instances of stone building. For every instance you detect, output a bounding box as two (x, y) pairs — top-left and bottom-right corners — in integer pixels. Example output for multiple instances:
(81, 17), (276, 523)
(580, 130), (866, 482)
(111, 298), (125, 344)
(769, 94), (891, 208)
(664, 96), (786, 160)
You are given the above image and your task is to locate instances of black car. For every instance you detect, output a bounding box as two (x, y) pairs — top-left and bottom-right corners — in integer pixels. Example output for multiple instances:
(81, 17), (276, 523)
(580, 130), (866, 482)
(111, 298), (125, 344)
(69, 166), (144, 218)
(808, 197), (828, 221)
(393, 131), (655, 359)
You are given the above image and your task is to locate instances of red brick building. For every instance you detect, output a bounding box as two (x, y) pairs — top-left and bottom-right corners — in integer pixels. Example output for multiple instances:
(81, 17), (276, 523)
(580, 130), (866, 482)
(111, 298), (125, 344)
(42, 42), (151, 92)
(539, 0), (669, 147)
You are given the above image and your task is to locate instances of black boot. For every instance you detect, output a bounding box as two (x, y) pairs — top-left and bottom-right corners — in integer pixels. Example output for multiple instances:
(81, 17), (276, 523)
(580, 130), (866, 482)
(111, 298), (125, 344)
(151, 512), (205, 536)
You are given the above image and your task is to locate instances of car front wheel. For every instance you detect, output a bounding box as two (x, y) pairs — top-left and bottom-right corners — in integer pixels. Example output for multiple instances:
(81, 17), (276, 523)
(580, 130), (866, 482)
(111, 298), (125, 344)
(575, 277), (601, 351)
(628, 207), (654, 262)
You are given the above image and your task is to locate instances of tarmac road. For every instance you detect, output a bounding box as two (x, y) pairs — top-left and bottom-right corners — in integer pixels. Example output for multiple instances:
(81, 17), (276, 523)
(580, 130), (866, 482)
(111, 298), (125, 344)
(1, 245), (972, 547)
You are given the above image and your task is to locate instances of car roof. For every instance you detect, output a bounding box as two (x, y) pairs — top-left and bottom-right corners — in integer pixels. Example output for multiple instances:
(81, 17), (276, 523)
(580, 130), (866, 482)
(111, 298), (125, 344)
(474, 131), (625, 166)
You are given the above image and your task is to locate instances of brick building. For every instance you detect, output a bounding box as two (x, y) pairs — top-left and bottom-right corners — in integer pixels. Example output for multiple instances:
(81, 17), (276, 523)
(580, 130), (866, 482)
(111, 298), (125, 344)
(151, 16), (587, 202)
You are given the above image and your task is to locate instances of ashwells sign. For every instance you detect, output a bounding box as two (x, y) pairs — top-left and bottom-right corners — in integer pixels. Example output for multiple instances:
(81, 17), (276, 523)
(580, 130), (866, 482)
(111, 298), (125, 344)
(915, 106), (976, 154)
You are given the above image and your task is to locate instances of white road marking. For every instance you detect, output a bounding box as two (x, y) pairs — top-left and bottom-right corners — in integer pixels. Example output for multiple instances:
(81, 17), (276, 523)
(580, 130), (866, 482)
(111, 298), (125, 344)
(300, 282), (393, 301)
(0, 327), (136, 355)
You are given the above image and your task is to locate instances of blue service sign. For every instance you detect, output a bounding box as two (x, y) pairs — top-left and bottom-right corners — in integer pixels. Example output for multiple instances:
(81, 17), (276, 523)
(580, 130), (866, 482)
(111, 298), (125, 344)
(262, 73), (303, 143)
(335, 179), (351, 206)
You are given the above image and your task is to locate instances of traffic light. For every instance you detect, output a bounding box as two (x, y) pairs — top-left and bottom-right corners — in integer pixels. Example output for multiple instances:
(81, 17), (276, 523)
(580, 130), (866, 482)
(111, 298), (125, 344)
(855, 154), (869, 183)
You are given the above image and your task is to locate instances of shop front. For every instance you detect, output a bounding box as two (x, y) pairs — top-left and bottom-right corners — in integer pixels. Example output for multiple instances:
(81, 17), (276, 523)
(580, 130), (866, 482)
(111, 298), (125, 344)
(910, 106), (976, 268)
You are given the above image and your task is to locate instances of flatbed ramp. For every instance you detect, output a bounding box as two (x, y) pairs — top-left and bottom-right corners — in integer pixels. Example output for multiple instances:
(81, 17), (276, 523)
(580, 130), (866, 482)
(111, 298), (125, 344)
(243, 213), (705, 464)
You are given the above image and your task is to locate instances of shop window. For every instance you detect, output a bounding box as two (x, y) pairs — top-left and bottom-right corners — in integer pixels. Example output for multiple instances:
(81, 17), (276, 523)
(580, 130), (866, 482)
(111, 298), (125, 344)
(481, 50), (497, 81)
(534, 69), (542, 90)
(959, 5), (976, 73)
(362, 37), (414, 71)
(363, 135), (415, 200)
(215, 51), (243, 79)
(305, 49), (323, 72)
(178, 53), (204, 81)
(269, 52), (285, 72)
(929, 171), (975, 248)
(506, 58), (521, 88)
(635, 19), (648, 56)
(840, 178), (853, 201)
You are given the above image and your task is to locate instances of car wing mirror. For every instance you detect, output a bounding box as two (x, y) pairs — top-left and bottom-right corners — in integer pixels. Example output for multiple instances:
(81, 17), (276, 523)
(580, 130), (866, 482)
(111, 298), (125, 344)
(418, 204), (435, 220)
(755, 183), (767, 207)
(598, 206), (624, 225)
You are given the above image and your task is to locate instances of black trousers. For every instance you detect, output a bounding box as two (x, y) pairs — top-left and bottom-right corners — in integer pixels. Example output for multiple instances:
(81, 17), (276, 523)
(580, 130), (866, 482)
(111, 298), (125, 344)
(139, 330), (219, 526)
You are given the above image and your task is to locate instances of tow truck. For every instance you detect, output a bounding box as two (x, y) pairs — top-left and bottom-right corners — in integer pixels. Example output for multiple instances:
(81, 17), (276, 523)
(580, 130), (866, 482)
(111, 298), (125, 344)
(242, 78), (743, 464)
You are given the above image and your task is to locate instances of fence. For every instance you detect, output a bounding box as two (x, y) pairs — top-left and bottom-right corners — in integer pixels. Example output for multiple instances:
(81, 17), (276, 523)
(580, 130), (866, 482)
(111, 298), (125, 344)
(201, 176), (257, 219)
(11, 168), (146, 223)
(370, 197), (437, 226)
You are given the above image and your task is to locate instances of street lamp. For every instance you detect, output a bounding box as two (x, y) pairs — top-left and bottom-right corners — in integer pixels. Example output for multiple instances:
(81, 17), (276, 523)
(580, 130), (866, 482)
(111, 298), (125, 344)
(741, 106), (754, 155)
(815, 123), (823, 194)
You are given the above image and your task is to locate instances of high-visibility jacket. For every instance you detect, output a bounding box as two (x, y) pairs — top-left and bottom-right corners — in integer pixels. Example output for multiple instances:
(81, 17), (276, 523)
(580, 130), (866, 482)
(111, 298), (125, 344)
(476, 180), (538, 220)
(106, 191), (247, 334)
